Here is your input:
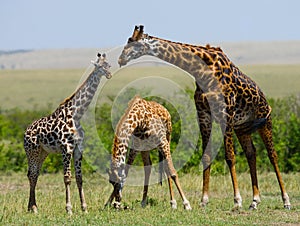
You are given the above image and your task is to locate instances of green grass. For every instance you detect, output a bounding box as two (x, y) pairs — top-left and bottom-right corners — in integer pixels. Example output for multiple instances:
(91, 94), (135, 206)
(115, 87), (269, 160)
(0, 64), (299, 110)
(0, 172), (299, 225)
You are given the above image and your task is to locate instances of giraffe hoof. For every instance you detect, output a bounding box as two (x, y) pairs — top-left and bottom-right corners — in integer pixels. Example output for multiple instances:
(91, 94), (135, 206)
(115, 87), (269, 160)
(29, 206), (38, 214)
(82, 209), (88, 214)
(284, 204), (291, 210)
(249, 200), (259, 210)
(199, 202), (208, 208)
(170, 200), (177, 209)
(141, 201), (147, 208)
(113, 202), (121, 210)
(66, 206), (73, 215)
(123, 205), (130, 210)
(183, 200), (192, 210)
(249, 205), (257, 211)
(200, 196), (209, 208)
(81, 204), (88, 213)
(184, 202), (192, 210)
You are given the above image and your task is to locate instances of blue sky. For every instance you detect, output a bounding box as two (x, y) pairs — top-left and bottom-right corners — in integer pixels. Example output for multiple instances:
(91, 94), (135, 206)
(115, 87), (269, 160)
(1, 0), (300, 50)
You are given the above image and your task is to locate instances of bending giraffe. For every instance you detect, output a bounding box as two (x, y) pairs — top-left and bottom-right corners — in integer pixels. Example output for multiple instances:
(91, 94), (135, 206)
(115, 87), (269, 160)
(24, 53), (112, 214)
(106, 96), (191, 210)
(117, 25), (291, 210)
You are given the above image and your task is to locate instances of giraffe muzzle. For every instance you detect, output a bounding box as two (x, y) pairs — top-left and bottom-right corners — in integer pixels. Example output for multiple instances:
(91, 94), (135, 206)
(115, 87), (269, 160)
(105, 71), (112, 79)
(118, 58), (127, 67)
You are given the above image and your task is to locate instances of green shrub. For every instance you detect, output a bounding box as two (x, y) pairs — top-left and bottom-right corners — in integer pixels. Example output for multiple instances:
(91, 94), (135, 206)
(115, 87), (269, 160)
(0, 93), (299, 174)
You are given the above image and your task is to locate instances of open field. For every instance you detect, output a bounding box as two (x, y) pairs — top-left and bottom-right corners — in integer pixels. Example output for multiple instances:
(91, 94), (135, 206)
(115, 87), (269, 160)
(0, 64), (300, 110)
(0, 172), (299, 225)
(1, 41), (300, 70)
(0, 56), (299, 224)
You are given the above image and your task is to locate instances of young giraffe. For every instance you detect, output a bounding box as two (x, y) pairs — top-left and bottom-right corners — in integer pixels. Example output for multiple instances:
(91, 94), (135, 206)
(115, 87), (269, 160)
(24, 53), (112, 214)
(117, 25), (291, 210)
(106, 96), (191, 210)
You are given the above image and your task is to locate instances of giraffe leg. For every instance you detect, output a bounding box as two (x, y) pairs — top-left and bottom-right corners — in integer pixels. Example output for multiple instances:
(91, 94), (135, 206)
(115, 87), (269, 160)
(164, 122), (176, 209)
(159, 142), (191, 210)
(158, 143), (176, 209)
(73, 148), (87, 213)
(224, 128), (242, 210)
(165, 158), (191, 210)
(74, 127), (87, 212)
(167, 176), (177, 209)
(26, 148), (48, 213)
(104, 191), (115, 207)
(125, 148), (138, 176)
(236, 133), (261, 210)
(159, 151), (176, 209)
(141, 151), (151, 208)
(62, 150), (73, 214)
(198, 111), (212, 207)
(258, 118), (291, 209)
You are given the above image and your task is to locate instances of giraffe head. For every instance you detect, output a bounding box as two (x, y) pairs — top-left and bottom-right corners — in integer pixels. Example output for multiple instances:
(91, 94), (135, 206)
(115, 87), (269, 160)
(118, 25), (156, 67)
(92, 53), (112, 79)
(107, 163), (125, 204)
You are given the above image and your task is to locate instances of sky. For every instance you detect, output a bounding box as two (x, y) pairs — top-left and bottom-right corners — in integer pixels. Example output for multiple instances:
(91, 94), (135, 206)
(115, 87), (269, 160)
(1, 0), (300, 50)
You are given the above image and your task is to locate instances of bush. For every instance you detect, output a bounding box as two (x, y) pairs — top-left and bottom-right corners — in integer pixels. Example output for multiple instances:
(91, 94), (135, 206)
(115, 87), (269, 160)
(0, 93), (299, 174)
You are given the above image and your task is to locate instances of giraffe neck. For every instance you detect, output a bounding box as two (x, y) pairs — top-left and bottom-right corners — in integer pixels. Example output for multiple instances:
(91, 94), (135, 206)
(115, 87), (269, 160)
(147, 36), (226, 83)
(110, 122), (134, 183)
(62, 69), (102, 120)
(111, 97), (143, 175)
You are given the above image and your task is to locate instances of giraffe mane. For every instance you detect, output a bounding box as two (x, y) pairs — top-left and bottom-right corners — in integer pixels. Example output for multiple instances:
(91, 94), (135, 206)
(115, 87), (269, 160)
(60, 93), (76, 106)
(59, 53), (109, 106)
(133, 25), (223, 52)
(59, 72), (94, 107)
(59, 78), (89, 106)
(147, 35), (223, 52)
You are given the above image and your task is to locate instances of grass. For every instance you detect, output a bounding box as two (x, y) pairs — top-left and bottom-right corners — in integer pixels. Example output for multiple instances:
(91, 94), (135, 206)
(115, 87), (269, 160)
(0, 64), (299, 110)
(0, 69), (85, 110)
(0, 65), (299, 224)
(0, 171), (299, 225)
(240, 64), (300, 98)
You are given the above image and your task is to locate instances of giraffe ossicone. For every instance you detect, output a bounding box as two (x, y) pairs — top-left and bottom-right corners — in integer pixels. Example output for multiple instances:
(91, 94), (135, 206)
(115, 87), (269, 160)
(24, 53), (112, 214)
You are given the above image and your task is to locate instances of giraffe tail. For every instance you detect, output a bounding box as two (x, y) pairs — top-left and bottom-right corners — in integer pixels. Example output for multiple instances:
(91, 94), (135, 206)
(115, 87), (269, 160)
(158, 151), (164, 186)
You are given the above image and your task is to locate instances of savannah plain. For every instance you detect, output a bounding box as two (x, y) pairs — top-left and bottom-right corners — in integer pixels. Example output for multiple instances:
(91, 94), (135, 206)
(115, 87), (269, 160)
(0, 43), (299, 225)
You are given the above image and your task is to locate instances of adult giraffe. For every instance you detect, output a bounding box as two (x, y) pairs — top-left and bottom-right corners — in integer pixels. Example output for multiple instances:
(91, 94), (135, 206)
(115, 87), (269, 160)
(117, 25), (291, 210)
(24, 53), (112, 214)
